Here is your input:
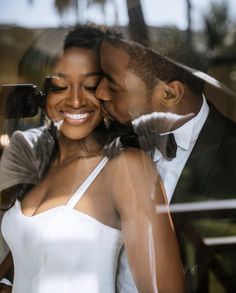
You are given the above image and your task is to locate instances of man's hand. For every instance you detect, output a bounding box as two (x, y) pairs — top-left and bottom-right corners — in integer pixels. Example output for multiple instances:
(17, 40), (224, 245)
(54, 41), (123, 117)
(0, 284), (12, 293)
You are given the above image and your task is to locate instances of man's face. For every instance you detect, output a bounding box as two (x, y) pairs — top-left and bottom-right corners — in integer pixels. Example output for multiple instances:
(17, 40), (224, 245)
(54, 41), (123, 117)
(96, 41), (156, 124)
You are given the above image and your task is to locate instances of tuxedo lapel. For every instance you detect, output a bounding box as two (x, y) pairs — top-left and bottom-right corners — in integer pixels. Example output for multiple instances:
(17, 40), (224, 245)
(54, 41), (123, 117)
(170, 105), (229, 280)
(167, 103), (236, 290)
(171, 104), (227, 204)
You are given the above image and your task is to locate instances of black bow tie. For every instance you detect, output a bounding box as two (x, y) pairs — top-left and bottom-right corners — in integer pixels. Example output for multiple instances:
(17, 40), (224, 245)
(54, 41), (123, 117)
(111, 123), (178, 160)
(136, 132), (177, 160)
(131, 114), (178, 160)
(155, 133), (177, 160)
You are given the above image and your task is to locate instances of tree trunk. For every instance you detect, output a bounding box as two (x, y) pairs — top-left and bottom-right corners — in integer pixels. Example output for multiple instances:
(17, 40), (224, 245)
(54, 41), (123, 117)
(186, 0), (192, 46)
(125, 0), (149, 46)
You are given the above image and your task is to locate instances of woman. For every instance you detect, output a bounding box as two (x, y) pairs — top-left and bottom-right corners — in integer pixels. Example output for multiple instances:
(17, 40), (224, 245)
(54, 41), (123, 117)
(0, 25), (185, 293)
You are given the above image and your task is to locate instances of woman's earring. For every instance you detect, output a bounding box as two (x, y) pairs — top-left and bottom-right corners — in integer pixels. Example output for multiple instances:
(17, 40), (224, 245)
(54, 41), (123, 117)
(44, 113), (52, 130)
(104, 117), (111, 129)
(43, 113), (57, 140)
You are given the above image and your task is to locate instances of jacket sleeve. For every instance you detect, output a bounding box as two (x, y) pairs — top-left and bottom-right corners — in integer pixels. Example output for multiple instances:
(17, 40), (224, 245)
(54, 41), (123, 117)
(0, 127), (54, 192)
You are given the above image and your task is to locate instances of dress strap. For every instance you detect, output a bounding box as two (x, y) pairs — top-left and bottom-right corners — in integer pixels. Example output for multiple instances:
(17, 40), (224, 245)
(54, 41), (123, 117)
(66, 157), (109, 208)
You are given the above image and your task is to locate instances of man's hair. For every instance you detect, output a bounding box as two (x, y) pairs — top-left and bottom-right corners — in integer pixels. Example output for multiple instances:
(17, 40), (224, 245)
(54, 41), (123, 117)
(102, 32), (205, 96)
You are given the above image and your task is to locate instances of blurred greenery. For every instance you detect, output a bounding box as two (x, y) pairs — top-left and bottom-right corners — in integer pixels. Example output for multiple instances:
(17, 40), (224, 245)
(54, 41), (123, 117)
(204, 0), (230, 52)
(195, 219), (236, 237)
(194, 220), (236, 291)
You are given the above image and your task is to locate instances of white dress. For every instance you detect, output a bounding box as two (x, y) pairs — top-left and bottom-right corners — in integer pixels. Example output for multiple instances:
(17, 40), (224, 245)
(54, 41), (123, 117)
(2, 157), (125, 293)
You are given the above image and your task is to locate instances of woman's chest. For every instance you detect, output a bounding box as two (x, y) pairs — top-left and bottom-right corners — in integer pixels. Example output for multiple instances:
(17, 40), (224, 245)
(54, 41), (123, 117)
(20, 162), (119, 229)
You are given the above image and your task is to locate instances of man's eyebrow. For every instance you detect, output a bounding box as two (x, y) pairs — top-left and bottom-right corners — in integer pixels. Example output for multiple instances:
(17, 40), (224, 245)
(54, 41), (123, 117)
(84, 71), (103, 77)
(103, 72), (118, 85)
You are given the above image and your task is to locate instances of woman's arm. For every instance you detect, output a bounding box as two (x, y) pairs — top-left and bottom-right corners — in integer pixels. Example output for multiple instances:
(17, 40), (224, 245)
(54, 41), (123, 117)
(0, 285), (12, 293)
(112, 149), (185, 293)
(0, 252), (13, 293)
(0, 252), (13, 280)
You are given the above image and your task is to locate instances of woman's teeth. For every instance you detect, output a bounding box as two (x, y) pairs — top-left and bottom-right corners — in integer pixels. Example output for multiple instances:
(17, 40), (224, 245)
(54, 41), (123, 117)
(63, 112), (91, 120)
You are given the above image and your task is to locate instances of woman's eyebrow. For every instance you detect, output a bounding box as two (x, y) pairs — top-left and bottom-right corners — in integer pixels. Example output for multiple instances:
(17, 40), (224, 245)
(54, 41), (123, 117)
(48, 72), (68, 79)
(48, 72), (103, 78)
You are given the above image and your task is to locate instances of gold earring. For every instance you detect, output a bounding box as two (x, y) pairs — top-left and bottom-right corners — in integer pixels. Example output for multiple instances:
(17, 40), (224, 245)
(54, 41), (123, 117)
(104, 117), (111, 129)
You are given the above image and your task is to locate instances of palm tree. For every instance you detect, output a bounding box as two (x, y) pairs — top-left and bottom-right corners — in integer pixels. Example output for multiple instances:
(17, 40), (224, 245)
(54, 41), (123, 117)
(54, 0), (118, 25)
(86, 0), (149, 44)
(186, 0), (192, 45)
(54, 0), (79, 22)
(125, 0), (149, 46)
(86, 0), (149, 45)
(86, 0), (118, 24)
(203, 1), (230, 51)
(53, 0), (149, 45)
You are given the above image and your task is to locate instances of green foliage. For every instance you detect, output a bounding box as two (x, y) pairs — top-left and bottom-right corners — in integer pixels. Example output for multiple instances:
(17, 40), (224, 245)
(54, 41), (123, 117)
(204, 0), (230, 50)
(54, 0), (77, 16)
(87, 0), (107, 5)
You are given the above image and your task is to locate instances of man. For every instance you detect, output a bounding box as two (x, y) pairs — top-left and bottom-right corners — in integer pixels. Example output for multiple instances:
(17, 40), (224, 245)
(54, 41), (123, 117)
(95, 34), (236, 292)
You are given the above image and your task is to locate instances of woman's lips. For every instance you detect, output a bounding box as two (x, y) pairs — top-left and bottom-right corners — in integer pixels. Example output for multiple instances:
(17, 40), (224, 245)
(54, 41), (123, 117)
(61, 111), (94, 125)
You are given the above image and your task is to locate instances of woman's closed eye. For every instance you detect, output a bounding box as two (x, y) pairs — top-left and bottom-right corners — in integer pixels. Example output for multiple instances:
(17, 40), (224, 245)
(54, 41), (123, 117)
(84, 82), (100, 92)
(50, 84), (68, 93)
(44, 76), (69, 94)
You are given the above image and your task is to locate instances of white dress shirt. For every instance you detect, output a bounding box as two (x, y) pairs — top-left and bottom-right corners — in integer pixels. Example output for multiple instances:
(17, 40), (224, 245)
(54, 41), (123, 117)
(153, 96), (210, 203)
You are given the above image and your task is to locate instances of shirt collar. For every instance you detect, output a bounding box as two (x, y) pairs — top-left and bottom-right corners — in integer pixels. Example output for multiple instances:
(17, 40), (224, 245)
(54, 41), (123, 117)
(172, 95), (209, 151)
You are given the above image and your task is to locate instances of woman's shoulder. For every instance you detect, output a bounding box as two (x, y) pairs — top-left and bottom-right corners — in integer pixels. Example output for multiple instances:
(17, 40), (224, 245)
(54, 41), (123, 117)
(108, 147), (156, 174)
(10, 126), (53, 148)
(113, 147), (152, 160)
(0, 127), (51, 193)
(107, 148), (159, 213)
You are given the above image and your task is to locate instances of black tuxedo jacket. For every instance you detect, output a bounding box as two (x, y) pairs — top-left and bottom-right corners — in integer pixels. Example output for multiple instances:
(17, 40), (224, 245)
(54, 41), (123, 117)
(170, 103), (236, 292)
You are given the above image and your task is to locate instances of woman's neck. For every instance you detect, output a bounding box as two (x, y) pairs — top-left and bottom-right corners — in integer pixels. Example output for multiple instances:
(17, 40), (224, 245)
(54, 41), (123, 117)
(55, 133), (103, 166)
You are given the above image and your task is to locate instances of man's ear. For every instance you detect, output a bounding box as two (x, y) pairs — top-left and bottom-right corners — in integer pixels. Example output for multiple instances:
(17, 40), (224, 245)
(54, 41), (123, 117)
(161, 81), (185, 108)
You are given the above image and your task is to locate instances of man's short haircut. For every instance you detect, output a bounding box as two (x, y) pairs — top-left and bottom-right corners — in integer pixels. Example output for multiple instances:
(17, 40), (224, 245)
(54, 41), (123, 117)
(102, 33), (205, 96)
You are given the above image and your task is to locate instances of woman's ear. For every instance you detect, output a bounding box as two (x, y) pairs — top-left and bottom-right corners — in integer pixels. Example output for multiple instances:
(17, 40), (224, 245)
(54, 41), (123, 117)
(162, 81), (185, 108)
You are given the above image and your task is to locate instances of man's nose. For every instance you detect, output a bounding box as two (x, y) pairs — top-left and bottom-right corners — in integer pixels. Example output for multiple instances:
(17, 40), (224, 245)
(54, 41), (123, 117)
(95, 78), (112, 101)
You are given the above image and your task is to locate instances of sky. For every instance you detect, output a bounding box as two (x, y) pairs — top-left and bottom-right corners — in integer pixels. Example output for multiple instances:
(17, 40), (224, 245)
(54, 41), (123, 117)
(0, 0), (235, 31)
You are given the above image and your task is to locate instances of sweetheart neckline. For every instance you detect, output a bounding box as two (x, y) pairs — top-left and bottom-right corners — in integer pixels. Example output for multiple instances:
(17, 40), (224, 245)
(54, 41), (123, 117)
(15, 199), (121, 234)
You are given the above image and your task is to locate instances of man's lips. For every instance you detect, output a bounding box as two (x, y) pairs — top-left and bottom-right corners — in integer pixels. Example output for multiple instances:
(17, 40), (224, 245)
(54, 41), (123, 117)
(101, 105), (114, 120)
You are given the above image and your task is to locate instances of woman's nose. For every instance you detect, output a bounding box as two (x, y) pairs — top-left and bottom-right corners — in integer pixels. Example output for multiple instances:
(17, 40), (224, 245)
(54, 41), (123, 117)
(68, 85), (83, 108)
(95, 78), (112, 101)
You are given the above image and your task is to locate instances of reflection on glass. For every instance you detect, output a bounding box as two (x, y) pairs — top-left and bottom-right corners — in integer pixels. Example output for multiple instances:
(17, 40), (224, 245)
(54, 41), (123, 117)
(0, 134), (9, 147)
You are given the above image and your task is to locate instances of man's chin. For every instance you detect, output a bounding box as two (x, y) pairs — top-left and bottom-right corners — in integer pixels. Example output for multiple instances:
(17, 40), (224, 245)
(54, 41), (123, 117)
(102, 106), (116, 121)
(101, 105), (133, 125)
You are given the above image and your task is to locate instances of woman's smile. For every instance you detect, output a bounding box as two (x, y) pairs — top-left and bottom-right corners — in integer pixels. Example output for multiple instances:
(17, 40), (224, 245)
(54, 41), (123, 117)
(61, 110), (95, 125)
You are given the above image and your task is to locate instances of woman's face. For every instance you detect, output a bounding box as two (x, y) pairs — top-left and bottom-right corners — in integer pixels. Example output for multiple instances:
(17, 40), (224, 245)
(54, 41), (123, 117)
(46, 47), (103, 140)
